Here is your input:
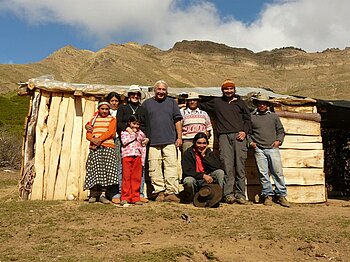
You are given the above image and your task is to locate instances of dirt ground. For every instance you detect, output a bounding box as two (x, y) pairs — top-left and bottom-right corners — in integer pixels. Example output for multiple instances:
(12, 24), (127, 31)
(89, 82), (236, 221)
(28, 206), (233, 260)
(1, 169), (350, 262)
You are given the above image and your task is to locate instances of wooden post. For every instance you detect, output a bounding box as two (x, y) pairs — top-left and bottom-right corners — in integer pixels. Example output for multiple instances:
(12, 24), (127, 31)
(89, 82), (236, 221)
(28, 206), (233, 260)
(45, 94), (69, 200)
(65, 96), (83, 200)
(78, 97), (97, 200)
(43, 93), (63, 200)
(31, 91), (50, 200)
(54, 95), (75, 200)
(19, 91), (40, 199)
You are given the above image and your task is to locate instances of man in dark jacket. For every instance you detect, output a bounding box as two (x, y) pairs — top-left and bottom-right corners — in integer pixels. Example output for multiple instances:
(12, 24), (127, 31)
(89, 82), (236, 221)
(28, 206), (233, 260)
(181, 132), (224, 202)
(199, 79), (252, 204)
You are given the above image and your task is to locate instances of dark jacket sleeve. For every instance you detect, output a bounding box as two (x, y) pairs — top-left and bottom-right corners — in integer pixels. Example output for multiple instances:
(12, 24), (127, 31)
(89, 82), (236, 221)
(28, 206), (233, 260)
(140, 106), (150, 137)
(199, 98), (215, 113)
(203, 149), (222, 173)
(172, 99), (183, 121)
(240, 100), (252, 134)
(275, 114), (285, 144)
(181, 149), (204, 180)
(117, 105), (128, 134)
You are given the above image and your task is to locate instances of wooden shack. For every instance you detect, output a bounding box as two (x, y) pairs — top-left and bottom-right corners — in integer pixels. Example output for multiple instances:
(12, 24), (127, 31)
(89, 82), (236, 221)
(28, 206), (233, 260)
(18, 77), (325, 203)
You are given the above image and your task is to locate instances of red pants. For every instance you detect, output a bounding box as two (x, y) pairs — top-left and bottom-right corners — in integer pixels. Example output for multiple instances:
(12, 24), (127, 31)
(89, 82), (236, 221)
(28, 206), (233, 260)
(121, 156), (142, 203)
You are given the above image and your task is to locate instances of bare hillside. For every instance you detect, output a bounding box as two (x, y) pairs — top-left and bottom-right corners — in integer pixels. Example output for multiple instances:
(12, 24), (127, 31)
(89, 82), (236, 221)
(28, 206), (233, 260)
(1, 40), (350, 99)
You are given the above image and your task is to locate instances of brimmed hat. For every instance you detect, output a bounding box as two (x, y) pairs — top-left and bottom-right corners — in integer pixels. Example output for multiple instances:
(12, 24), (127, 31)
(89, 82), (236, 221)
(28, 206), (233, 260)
(193, 183), (222, 208)
(127, 85), (145, 99)
(252, 92), (271, 104)
(186, 92), (200, 100)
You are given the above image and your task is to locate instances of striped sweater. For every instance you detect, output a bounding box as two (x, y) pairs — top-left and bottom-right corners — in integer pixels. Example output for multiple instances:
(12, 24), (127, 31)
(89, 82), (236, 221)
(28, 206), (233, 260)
(86, 114), (116, 149)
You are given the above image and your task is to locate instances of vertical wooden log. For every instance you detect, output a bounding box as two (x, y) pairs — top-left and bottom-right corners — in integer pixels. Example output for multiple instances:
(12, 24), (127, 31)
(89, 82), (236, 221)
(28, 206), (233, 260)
(24, 90), (41, 164)
(19, 90), (41, 199)
(65, 96), (83, 199)
(78, 97), (97, 200)
(54, 95), (75, 200)
(31, 91), (50, 200)
(45, 94), (69, 200)
(43, 93), (63, 200)
(21, 92), (33, 175)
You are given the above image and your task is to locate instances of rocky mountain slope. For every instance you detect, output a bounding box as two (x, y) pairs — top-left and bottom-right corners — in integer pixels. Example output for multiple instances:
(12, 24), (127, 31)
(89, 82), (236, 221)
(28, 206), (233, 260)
(1, 40), (350, 99)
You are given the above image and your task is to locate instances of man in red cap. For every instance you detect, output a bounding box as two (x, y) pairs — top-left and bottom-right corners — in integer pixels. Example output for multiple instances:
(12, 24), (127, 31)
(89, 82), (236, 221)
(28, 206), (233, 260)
(200, 79), (252, 204)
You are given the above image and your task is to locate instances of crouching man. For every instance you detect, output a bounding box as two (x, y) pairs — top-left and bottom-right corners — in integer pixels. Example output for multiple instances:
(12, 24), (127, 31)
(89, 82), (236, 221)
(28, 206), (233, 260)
(181, 132), (224, 203)
(249, 93), (290, 207)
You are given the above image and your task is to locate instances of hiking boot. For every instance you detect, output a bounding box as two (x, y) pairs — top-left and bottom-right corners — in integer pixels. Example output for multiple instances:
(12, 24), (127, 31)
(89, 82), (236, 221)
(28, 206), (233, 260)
(263, 196), (273, 206)
(164, 193), (180, 203)
(276, 196), (290, 208)
(111, 198), (121, 204)
(140, 197), (149, 203)
(134, 201), (143, 205)
(155, 192), (165, 202)
(88, 197), (97, 203)
(99, 195), (110, 204)
(236, 197), (251, 205)
(225, 195), (236, 204)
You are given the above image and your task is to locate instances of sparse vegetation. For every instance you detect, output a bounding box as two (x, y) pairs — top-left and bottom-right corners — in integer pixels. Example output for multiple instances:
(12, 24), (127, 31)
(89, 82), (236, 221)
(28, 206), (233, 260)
(0, 93), (29, 168)
(1, 170), (350, 261)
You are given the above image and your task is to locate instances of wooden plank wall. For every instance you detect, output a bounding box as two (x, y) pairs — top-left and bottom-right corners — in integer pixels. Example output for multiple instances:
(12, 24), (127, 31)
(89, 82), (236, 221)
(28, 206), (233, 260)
(26, 91), (325, 203)
(29, 91), (97, 200)
(245, 115), (325, 203)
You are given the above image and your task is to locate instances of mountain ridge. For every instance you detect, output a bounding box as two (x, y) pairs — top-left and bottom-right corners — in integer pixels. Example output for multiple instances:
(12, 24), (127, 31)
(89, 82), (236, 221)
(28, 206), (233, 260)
(1, 40), (349, 99)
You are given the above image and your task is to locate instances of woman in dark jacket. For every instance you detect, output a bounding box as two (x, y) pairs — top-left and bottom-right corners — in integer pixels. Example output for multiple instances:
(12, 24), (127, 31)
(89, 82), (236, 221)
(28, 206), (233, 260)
(181, 132), (224, 202)
(114, 85), (150, 203)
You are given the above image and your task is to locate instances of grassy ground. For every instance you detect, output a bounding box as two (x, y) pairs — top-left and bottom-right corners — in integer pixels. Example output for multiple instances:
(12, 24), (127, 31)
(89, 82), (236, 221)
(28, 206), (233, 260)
(1, 170), (350, 262)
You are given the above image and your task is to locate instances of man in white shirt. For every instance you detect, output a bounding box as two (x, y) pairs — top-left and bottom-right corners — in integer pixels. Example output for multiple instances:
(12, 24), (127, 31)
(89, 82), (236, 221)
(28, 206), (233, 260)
(180, 92), (212, 153)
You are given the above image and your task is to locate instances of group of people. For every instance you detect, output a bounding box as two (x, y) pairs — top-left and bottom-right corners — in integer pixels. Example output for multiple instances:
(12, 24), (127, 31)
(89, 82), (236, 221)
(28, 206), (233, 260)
(83, 79), (290, 208)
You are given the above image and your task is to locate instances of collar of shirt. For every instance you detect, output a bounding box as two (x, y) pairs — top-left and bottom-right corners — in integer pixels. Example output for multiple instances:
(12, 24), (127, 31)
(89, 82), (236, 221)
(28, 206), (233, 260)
(252, 109), (271, 115)
(184, 107), (200, 114)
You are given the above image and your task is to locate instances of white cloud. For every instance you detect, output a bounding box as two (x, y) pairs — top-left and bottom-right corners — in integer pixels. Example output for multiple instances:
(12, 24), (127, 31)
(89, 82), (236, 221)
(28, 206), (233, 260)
(0, 0), (349, 51)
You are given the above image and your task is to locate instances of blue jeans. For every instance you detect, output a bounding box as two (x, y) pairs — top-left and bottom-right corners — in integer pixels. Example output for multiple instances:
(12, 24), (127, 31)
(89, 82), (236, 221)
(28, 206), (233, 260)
(254, 147), (287, 197)
(182, 169), (225, 200)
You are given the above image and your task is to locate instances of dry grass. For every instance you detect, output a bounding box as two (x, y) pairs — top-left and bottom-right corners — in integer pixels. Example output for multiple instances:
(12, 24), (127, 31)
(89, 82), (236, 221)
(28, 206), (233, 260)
(1, 171), (350, 262)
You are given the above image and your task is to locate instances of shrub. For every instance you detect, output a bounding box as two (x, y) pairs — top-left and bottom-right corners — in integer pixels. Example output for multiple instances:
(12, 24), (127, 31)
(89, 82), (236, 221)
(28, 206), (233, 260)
(0, 129), (22, 169)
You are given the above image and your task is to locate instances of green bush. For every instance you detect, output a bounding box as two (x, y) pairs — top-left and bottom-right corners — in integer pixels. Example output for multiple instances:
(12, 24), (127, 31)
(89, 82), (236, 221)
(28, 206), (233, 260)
(0, 93), (29, 168)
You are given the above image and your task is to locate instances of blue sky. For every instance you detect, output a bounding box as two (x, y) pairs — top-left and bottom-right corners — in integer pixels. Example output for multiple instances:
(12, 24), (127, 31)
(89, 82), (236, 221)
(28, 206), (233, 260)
(0, 0), (349, 64)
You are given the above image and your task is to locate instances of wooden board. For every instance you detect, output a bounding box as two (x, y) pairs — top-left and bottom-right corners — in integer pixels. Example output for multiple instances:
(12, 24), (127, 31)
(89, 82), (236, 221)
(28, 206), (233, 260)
(280, 142), (323, 150)
(78, 97), (96, 200)
(246, 149), (323, 168)
(274, 105), (316, 113)
(31, 91), (50, 200)
(46, 94), (69, 200)
(283, 135), (322, 143)
(280, 117), (321, 136)
(280, 149), (323, 168)
(246, 185), (326, 203)
(246, 166), (324, 186)
(286, 185), (326, 203)
(43, 93), (62, 200)
(54, 95), (75, 200)
(65, 96), (83, 200)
